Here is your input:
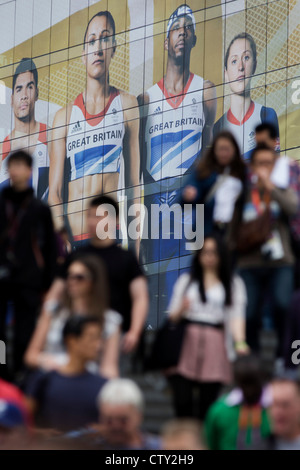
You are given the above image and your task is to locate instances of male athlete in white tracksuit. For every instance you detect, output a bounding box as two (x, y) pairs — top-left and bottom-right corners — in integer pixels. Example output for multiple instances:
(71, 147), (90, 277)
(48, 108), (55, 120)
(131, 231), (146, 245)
(139, 5), (217, 321)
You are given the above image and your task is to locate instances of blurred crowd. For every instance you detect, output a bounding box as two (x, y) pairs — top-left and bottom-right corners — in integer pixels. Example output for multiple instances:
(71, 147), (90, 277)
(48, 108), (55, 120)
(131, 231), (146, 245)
(1, 122), (300, 450)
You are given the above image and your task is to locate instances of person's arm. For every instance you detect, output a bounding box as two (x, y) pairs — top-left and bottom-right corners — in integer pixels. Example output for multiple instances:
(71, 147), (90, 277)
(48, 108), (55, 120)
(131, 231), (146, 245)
(24, 277), (66, 370)
(228, 277), (249, 354)
(100, 327), (121, 378)
(180, 171), (203, 204)
(48, 106), (69, 230)
(137, 92), (149, 181)
(122, 276), (148, 353)
(43, 277), (66, 302)
(46, 126), (52, 163)
(256, 167), (298, 216)
(231, 317), (249, 353)
(24, 307), (61, 371)
(168, 274), (191, 322)
(24, 372), (63, 436)
(168, 297), (190, 323)
(24, 370), (46, 416)
(24, 275), (66, 369)
(271, 186), (298, 217)
(202, 79), (217, 152)
(121, 92), (141, 256)
(137, 92), (149, 258)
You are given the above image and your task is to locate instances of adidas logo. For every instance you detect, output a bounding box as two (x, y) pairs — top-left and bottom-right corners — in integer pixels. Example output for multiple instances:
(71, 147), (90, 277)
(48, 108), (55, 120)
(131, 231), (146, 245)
(154, 106), (162, 114)
(71, 121), (83, 133)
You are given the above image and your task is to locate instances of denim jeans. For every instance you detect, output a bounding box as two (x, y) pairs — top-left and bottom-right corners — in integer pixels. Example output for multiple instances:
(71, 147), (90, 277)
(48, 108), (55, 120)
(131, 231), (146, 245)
(239, 265), (294, 355)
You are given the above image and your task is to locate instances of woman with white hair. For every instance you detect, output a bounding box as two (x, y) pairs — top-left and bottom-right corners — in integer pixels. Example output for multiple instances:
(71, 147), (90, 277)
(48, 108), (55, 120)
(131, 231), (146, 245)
(96, 378), (161, 450)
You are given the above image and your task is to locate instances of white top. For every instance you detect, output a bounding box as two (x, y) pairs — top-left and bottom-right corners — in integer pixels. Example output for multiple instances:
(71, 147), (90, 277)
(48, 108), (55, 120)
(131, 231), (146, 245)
(217, 101), (275, 160)
(144, 73), (205, 184)
(66, 90), (124, 180)
(1, 123), (49, 200)
(225, 386), (272, 407)
(276, 437), (300, 451)
(168, 273), (247, 360)
(43, 306), (122, 368)
(213, 175), (243, 223)
(271, 155), (290, 189)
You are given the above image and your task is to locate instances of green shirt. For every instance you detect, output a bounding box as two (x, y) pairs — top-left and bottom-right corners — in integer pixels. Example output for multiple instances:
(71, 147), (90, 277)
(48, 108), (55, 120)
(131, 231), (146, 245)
(205, 393), (271, 450)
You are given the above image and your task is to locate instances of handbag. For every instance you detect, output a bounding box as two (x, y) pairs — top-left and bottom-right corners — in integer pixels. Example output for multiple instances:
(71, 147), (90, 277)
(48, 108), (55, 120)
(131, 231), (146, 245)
(236, 189), (271, 254)
(146, 318), (188, 370)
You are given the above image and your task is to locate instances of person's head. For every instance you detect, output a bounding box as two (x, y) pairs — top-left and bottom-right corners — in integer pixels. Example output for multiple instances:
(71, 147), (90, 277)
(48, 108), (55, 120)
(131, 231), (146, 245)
(161, 419), (206, 450)
(65, 255), (108, 320)
(12, 58), (38, 122)
(87, 194), (119, 241)
(191, 234), (232, 306)
(255, 123), (278, 150)
(165, 4), (196, 63)
(7, 150), (33, 188)
(270, 378), (300, 441)
(250, 143), (277, 179)
(197, 131), (245, 180)
(233, 354), (265, 405)
(62, 315), (102, 362)
(225, 32), (257, 95)
(82, 11), (116, 80)
(0, 400), (26, 434)
(98, 379), (144, 446)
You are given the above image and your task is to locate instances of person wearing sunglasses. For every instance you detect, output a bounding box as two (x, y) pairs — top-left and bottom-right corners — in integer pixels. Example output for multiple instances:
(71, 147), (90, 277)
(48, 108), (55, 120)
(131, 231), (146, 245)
(41, 195), (148, 360)
(24, 255), (121, 379)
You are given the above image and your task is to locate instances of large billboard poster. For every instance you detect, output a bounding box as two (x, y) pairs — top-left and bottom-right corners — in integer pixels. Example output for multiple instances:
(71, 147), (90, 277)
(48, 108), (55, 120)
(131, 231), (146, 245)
(0, 0), (299, 328)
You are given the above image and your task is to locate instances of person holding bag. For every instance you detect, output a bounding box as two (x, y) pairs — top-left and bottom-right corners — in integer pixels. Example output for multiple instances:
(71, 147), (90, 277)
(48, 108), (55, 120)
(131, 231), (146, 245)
(180, 131), (246, 238)
(165, 235), (249, 422)
(230, 143), (298, 354)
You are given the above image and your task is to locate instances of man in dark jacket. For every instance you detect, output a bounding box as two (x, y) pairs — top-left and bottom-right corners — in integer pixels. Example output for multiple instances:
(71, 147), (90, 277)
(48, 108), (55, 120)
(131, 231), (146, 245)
(0, 150), (57, 384)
